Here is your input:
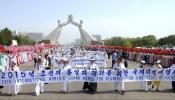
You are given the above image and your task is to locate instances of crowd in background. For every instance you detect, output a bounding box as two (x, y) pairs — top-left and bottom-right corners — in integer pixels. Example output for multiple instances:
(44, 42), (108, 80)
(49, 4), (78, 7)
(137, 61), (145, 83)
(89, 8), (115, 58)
(0, 45), (175, 96)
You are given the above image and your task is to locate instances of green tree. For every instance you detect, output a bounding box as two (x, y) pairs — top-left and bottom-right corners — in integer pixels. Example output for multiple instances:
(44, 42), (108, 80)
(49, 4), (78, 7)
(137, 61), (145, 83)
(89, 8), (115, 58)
(0, 28), (12, 46)
(104, 36), (132, 47)
(14, 35), (36, 45)
(158, 35), (175, 46)
(104, 35), (157, 48)
(130, 37), (142, 47)
(141, 35), (157, 47)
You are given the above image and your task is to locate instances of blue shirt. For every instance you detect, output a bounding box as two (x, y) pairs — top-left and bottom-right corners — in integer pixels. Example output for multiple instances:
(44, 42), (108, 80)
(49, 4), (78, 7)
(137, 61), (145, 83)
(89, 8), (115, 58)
(112, 53), (117, 60)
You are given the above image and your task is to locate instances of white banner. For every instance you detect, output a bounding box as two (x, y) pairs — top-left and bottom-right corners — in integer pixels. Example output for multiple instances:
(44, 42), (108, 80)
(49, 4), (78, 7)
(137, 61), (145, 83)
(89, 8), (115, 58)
(52, 56), (106, 68)
(71, 57), (106, 67)
(0, 68), (175, 85)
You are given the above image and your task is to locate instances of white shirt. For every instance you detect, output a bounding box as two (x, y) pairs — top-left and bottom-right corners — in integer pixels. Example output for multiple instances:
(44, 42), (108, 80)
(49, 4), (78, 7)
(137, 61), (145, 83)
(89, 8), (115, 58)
(62, 64), (72, 76)
(86, 63), (99, 70)
(63, 64), (72, 70)
(153, 64), (162, 71)
(42, 59), (48, 68)
(113, 62), (126, 70)
(34, 52), (38, 59)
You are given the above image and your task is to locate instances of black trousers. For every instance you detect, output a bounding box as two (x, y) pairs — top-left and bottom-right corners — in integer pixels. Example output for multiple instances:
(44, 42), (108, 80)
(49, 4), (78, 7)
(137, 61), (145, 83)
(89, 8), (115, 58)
(83, 82), (97, 93)
(172, 81), (175, 91)
(0, 86), (4, 89)
(34, 58), (38, 67)
(89, 82), (97, 92)
(83, 82), (89, 90)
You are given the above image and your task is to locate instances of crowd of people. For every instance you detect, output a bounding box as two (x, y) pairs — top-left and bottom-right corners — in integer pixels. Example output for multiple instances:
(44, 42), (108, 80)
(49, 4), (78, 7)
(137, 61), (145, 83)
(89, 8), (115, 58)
(0, 44), (56, 96)
(0, 45), (175, 96)
(32, 46), (102, 95)
(86, 46), (175, 94)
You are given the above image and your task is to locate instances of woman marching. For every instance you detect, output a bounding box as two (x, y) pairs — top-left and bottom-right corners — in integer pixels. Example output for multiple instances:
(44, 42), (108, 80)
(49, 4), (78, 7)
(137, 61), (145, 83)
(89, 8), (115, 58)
(151, 60), (162, 92)
(170, 57), (175, 92)
(137, 60), (149, 92)
(35, 54), (45, 96)
(9, 62), (21, 96)
(62, 58), (72, 94)
(83, 58), (99, 94)
(113, 57), (126, 95)
(0, 51), (8, 94)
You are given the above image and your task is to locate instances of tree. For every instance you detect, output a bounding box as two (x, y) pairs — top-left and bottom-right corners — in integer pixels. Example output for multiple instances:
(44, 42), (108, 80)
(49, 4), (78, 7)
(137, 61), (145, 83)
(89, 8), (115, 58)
(141, 35), (157, 47)
(0, 28), (12, 46)
(13, 35), (36, 45)
(104, 36), (132, 47)
(104, 35), (157, 48)
(0, 28), (36, 46)
(158, 35), (175, 46)
(130, 37), (142, 47)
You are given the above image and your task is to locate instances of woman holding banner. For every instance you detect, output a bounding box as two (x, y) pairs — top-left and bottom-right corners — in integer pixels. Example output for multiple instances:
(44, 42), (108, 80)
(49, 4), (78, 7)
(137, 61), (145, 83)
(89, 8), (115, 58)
(151, 60), (162, 92)
(170, 57), (175, 92)
(62, 58), (72, 94)
(35, 55), (45, 96)
(138, 60), (149, 92)
(9, 62), (21, 96)
(0, 68), (4, 94)
(0, 51), (8, 94)
(83, 58), (99, 94)
(113, 57), (126, 95)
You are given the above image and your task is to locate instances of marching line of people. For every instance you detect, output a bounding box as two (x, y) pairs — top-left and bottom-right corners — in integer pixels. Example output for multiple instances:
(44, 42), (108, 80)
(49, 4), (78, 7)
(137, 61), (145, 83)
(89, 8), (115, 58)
(0, 50), (22, 96)
(1, 46), (175, 97)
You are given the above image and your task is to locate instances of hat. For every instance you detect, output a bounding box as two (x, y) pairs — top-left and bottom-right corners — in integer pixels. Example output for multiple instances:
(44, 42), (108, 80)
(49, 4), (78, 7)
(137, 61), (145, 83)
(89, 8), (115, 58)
(140, 60), (146, 64)
(62, 58), (68, 62)
(155, 60), (161, 64)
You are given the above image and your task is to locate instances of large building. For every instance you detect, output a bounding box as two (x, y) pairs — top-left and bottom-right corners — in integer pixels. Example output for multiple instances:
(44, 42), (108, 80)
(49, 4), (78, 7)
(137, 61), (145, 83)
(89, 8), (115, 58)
(92, 34), (102, 41)
(27, 32), (44, 42)
(12, 30), (18, 36)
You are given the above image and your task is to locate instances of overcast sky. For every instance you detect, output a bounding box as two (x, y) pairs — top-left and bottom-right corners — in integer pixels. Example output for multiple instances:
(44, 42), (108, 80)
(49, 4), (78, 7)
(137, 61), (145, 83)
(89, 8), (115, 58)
(0, 0), (175, 44)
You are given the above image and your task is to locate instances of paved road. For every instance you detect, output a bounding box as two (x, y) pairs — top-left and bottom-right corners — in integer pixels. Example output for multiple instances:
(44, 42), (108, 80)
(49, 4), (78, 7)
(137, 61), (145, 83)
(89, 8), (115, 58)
(0, 60), (175, 100)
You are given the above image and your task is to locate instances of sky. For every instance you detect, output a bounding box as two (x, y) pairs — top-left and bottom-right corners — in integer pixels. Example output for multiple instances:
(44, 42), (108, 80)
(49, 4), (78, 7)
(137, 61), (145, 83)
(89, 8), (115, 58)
(0, 0), (175, 44)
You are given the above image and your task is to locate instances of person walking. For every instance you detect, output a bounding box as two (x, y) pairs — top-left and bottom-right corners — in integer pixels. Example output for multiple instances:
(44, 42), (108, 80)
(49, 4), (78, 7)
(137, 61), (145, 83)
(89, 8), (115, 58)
(170, 57), (175, 92)
(112, 51), (117, 68)
(113, 57), (126, 95)
(83, 58), (99, 94)
(35, 55), (45, 96)
(62, 58), (72, 94)
(138, 60), (149, 92)
(9, 62), (21, 96)
(151, 60), (162, 92)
